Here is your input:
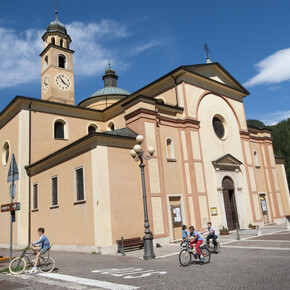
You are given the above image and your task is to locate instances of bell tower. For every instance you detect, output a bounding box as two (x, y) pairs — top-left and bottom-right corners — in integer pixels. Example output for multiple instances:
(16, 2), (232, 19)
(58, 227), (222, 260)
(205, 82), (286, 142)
(40, 11), (75, 105)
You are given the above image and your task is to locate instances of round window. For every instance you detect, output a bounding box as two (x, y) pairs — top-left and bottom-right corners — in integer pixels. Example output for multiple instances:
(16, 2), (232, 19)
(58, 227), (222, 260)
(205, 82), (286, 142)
(212, 116), (225, 139)
(2, 142), (10, 166)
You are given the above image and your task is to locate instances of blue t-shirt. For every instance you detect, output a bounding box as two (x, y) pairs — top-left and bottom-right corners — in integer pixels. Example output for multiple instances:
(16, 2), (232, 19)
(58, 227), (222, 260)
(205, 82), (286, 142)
(189, 230), (203, 241)
(182, 229), (188, 239)
(34, 235), (50, 250)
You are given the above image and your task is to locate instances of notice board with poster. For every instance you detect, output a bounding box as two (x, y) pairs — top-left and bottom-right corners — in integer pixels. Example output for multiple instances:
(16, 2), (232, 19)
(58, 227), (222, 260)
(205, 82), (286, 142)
(171, 205), (182, 225)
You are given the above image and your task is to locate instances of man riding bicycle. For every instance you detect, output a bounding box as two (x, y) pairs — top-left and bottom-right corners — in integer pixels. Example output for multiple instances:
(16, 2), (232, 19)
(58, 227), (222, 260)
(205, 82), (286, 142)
(31, 227), (50, 273)
(205, 222), (218, 252)
(186, 226), (204, 264)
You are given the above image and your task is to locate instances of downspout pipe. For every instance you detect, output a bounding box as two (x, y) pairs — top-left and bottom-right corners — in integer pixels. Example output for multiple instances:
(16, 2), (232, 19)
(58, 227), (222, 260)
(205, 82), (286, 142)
(28, 102), (32, 244)
(171, 75), (179, 107)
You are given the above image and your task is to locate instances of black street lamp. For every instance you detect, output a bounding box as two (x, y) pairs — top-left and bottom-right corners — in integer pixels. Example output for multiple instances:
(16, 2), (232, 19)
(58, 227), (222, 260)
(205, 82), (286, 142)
(130, 135), (156, 260)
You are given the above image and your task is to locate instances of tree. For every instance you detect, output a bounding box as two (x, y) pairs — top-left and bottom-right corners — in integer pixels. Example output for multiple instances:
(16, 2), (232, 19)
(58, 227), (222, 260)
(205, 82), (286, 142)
(247, 118), (290, 190)
(247, 119), (266, 129)
(269, 118), (290, 190)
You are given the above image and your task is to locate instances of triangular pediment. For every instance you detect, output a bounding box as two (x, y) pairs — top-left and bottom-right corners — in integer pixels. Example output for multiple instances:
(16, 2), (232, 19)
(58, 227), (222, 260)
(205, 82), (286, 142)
(182, 63), (249, 95)
(212, 154), (243, 169)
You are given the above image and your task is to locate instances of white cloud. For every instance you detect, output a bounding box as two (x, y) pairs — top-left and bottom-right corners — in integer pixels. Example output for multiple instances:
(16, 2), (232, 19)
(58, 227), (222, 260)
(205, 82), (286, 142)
(244, 48), (290, 87)
(258, 110), (290, 126)
(130, 40), (161, 55)
(0, 27), (42, 89)
(66, 20), (129, 76)
(267, 85), (280, 91)
(0, 20), (161, 89)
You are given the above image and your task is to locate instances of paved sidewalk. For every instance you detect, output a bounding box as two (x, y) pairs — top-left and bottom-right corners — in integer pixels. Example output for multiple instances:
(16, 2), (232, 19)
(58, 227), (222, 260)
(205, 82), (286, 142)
(116, 224), (288, 259)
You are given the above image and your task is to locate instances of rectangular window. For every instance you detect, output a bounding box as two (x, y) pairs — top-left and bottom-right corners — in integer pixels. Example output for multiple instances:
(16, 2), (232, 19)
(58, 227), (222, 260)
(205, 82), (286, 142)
(33, 183), (38, 210)
(75, 168), (85, 201)
(51, 176), (58, 206)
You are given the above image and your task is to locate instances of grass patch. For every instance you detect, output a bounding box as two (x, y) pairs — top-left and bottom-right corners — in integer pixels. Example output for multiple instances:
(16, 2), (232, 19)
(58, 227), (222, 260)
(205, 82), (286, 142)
(91, 251), (97, 254)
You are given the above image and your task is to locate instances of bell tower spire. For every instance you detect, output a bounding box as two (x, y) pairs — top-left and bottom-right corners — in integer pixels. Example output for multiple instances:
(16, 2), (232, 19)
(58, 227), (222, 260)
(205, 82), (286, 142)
(40, 10), (75, 105)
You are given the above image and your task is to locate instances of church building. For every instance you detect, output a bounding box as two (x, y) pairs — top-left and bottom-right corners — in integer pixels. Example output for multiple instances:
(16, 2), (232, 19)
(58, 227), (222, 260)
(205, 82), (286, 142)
(0, 12), (289, 253)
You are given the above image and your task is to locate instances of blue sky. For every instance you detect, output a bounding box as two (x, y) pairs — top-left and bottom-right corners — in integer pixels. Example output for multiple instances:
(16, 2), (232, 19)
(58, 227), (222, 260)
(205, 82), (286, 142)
(0, 0), (289, 125)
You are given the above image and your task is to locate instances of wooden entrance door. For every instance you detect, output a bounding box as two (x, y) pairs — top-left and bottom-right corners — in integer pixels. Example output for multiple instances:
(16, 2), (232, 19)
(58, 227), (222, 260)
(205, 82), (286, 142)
(222, 177), (238, 231)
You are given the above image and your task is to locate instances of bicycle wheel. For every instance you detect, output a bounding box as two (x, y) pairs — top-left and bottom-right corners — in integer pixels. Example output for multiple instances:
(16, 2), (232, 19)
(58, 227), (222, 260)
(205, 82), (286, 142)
(9, 257), (26, 275)
(214, 242), (220, 254)
(201, 248), (211, 264)
(39, 257), (55, 273)
(179, 249), (192, 266)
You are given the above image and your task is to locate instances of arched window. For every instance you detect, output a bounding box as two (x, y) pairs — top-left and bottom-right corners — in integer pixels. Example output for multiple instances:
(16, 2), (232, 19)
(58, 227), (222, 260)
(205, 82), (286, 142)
(166, 138), (175, 160)
(88, 124), (98, 134)
(2, 141), (10, 166)
(156, 97), (166, 104)
(44, 55), (48, 69)
(60, 39), (63, 47)
(54, 121), (66, 139)
(107, 121), (115, 131)
(58, 54), (66, 69)
(51, 37), (55, 45)
(254, 150), (260, 168)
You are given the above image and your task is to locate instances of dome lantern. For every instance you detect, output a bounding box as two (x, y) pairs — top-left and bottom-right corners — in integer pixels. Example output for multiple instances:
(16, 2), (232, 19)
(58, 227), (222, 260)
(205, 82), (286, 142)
(103, 63), (118, 88)
(46, 11), (67, 35)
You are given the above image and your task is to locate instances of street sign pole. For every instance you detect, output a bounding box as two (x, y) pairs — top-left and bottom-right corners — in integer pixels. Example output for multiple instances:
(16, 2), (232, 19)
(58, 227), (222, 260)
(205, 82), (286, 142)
(2, 153), (19, 263)
(9, 156), (14, 263)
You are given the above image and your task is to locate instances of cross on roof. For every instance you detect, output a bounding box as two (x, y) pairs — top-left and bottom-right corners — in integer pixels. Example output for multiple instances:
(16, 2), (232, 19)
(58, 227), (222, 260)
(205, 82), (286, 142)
(204, 43), (210, 58)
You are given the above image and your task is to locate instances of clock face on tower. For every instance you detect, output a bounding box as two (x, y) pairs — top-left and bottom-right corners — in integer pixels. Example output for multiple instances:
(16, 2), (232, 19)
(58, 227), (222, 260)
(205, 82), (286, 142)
(54, 73), (72, 91)
(42, 75), (50, 92)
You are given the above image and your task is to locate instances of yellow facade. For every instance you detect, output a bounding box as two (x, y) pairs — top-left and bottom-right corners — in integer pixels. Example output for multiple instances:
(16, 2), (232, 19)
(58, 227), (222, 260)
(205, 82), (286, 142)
(0, 13), (289, 252)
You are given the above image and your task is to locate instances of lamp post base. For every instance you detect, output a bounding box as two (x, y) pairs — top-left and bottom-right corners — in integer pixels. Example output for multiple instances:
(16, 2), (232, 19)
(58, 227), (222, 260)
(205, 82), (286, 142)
(143, 234), (156, 260)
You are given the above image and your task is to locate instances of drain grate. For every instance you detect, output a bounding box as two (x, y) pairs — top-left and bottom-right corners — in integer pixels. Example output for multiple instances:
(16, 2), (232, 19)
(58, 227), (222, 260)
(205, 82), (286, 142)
(0, 280), (28, 289)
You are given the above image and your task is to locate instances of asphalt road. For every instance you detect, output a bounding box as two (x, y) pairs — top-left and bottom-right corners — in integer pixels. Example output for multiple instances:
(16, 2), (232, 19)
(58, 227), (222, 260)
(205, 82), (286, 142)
(1, 230), (290, 289)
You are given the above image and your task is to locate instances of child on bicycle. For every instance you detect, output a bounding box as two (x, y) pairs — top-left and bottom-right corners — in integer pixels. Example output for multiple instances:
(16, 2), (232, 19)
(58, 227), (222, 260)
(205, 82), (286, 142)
(186, 226), (204, 263)
(205, 222), (218, 252)
(180, 225), (188, 248)
(31, 227), (50, 273)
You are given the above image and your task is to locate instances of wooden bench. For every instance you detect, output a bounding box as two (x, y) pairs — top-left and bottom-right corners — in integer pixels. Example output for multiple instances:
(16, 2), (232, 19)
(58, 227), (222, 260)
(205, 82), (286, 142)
(116, 237), (144, 253)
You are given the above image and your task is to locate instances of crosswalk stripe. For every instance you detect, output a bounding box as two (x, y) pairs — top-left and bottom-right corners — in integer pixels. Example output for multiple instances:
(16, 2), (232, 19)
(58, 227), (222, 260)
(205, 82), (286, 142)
(39, 273), (138, 289)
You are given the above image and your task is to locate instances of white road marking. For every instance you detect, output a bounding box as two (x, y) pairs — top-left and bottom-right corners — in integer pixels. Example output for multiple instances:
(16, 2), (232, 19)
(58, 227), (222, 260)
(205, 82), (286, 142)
(156, 252), (180, 258)
(124, 271), (166, 279)
(246, 230), (287, 239)
(219, 240), (237, 245)
(92, 268), (167, 279)
(13, 273), (88, 289)
(235, 239), (290, 243)
(219, 229), (289, 245)
(39, 273), (138, 289)
(222, 245), (290, 251)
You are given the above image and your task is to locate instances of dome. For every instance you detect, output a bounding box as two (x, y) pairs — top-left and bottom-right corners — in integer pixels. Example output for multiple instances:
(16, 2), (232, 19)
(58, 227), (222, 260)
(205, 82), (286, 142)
(78, 64), (130, 109)
(90, 87), (130, 98)
(46, 11), (67, 34)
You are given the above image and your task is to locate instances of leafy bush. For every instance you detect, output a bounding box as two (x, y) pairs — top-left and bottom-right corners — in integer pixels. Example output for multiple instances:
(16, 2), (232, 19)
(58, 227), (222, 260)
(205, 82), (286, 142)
(220, 226), (228, 233)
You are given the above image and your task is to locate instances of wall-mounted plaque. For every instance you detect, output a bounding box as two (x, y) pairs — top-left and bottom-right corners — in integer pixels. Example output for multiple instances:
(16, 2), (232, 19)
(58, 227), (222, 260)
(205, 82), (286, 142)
(211, 207), (217, 216)
(171, 205), (182, 224)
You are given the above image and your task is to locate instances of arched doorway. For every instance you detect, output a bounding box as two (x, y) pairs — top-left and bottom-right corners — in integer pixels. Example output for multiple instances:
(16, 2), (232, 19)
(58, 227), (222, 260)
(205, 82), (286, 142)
(222, 177), (239, 231)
